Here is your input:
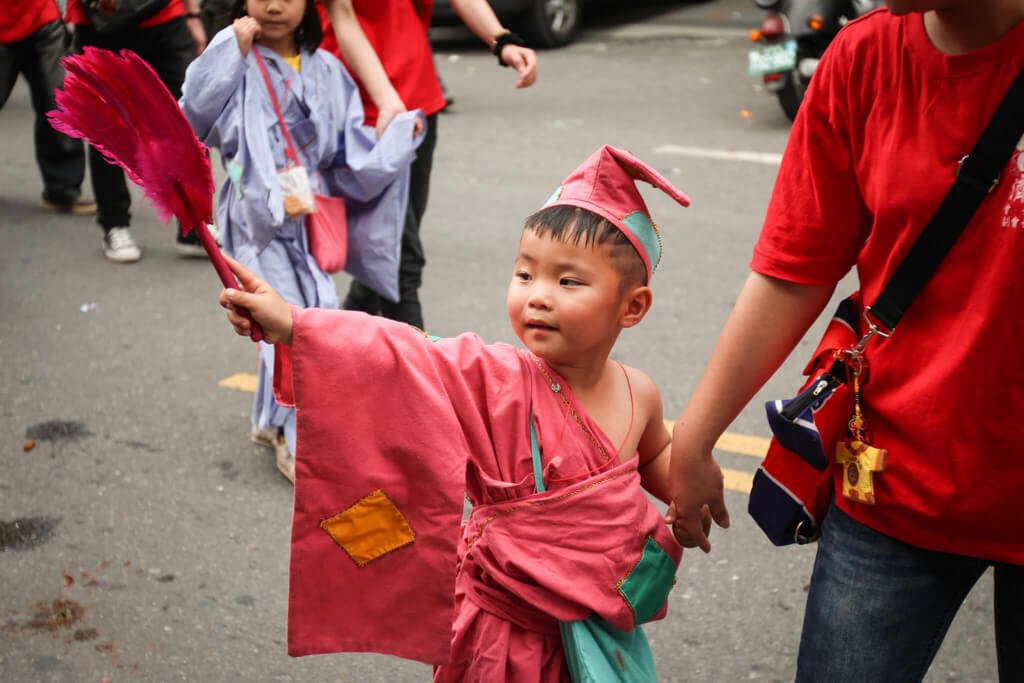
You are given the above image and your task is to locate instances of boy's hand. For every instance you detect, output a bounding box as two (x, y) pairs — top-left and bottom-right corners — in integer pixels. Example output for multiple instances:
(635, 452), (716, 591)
(233, 17), (261, 57)
(665, 499), (712, 541)
(219, 255), (294, 346)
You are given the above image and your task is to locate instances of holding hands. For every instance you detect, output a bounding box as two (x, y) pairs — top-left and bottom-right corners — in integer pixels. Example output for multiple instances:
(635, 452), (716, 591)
(665, 437), (730, 553)
(219, 255), (295, 345)
(233, 17), (262, 58)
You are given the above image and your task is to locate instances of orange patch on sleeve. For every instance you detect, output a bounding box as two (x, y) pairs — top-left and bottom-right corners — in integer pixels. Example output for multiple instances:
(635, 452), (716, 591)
(320, 490), (416, 567)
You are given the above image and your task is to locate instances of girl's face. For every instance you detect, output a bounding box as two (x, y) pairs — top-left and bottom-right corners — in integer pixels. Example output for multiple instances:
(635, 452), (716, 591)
(245, 0), (305, 53)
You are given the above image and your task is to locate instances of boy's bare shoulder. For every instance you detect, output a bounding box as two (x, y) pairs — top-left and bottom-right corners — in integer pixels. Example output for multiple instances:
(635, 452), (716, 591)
(619, 364), (662, 404)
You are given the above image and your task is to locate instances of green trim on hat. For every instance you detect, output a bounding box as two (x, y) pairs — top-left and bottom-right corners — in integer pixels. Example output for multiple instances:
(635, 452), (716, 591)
(622, 210), (661, 276)
(544, 186), (563, 206)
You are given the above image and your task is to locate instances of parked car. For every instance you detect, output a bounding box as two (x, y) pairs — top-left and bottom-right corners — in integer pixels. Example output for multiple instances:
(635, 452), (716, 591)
(432, 0), (583, 48)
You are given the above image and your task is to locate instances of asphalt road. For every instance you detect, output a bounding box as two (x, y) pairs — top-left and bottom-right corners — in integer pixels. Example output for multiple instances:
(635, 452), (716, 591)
(0, 1), (1000, 681)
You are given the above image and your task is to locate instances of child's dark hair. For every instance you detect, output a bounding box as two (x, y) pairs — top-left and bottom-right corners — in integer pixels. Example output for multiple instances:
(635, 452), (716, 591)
(524, 205), (647, 290)
(231, 0), (323, 53)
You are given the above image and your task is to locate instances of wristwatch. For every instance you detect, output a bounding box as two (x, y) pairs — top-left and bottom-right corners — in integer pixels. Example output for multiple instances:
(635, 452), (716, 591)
(490, 29), (526, 67)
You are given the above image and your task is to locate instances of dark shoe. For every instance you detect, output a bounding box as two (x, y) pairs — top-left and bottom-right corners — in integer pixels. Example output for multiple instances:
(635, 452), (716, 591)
(176, 223), (220, 257)
(41, 195), (97, 215)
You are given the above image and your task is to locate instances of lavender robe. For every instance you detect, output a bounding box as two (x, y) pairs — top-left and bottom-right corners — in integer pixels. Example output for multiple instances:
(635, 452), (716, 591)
(180, 28), (422, 447)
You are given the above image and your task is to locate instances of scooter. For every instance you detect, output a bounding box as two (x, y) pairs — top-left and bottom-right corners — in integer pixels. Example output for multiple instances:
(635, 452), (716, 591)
(747, 0), (879, 121)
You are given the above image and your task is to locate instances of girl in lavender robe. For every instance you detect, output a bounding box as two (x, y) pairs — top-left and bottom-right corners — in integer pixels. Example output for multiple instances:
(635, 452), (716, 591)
(180, 0), (421, 479)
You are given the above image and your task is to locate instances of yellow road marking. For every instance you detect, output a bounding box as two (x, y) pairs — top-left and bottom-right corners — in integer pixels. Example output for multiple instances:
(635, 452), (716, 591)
(664, 420), (769, 459)
(715, 432), (771, 459)
(219, 372), (259, 392)
(220, 375), (764, 494)
(722, 468), (754, 494)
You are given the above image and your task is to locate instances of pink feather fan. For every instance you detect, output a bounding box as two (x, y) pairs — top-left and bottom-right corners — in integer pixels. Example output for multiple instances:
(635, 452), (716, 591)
(48, 47), (262, 340)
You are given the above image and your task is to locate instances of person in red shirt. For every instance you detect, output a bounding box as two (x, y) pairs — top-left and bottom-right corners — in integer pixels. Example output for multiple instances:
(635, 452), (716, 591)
(319, 0), (537, 330)
(1, 0), (94, 214)
(65, 0), (206, 263)
(667, 1), (1024, 680)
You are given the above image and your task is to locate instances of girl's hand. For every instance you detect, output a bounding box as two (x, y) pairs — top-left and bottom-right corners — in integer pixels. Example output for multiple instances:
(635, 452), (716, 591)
(500, 45), (538, 88)
(375, 96), (424, 139)
(219, 255), (294, 345)
(233, 17), (261, 57)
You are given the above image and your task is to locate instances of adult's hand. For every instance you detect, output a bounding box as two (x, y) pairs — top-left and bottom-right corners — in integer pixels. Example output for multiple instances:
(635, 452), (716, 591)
(500, 44), (538, 88)
(666, 442), (729, 553)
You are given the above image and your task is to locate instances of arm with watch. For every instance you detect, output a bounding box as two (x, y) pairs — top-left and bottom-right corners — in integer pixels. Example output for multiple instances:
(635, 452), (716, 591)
(447, 0), (538, 88)
(183, 0), (207, 55)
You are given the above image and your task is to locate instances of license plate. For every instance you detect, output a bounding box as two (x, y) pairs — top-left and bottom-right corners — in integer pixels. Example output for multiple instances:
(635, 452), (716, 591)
(748, 40), (797, 76)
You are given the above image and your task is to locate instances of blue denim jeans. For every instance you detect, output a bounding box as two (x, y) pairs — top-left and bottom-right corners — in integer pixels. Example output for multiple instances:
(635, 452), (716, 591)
(796, 500), (1024, 682)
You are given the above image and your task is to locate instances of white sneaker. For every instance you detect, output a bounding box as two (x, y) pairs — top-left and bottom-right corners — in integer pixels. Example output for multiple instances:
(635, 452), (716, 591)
(275, 436), (295, 484)
(207, 222), (223, 247)
(103, 227), (141, 263)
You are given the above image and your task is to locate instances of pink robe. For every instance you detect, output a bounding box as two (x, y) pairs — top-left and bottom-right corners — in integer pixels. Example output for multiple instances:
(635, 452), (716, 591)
(274, 307), (682, 680)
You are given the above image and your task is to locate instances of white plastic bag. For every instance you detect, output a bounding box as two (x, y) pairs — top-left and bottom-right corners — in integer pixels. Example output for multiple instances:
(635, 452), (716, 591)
(278, 165), (315, 217)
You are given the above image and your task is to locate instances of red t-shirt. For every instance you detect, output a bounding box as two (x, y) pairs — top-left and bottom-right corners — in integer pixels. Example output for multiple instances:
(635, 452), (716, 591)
(317, 0), (446, 126)
(752, 9), (1024, 564)
(1, 0), (60, 43)
(64, 0), (184, 28)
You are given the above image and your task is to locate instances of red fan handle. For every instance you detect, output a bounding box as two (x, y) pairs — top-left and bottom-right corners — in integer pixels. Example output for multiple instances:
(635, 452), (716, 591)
(194, 223), (264, 342)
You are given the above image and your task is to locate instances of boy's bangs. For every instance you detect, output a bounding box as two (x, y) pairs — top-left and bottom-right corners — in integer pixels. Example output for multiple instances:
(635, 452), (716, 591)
(523, 206), (647, 288)
(524, 206), (627, 248)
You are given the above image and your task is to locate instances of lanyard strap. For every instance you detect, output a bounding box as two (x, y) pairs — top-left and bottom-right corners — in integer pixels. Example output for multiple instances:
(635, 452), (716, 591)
(252, 49), (301, 167)
(530, 403), (546, 494)
(867, 65), (1024, 333)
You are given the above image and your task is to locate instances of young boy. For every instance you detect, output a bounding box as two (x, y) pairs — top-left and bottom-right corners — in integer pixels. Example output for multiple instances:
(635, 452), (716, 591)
(219, 146), (690, 680)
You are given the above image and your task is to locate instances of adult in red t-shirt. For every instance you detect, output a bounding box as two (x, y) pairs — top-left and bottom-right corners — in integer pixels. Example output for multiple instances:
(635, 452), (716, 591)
(1, 0), (93, 214)
(319, 0), (537, 329)
(65, 0), (207, 263)
(667, 2), (1024, 680)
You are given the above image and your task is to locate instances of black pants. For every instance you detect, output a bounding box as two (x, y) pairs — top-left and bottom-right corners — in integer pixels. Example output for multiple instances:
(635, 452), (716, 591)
(343, 112), (438, 329)
(73, 18), (197, 230)
(0, 20), (86, 204)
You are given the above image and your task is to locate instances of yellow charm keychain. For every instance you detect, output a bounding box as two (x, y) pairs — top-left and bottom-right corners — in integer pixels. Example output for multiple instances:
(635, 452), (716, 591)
(834, 368), (887, 504)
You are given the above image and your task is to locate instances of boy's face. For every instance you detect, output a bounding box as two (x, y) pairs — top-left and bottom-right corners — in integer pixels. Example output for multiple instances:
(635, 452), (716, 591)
(507, 228), (635, 366)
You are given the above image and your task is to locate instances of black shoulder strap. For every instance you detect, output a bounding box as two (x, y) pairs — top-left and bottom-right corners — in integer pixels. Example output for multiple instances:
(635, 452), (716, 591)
(868, 65), (1024, 331)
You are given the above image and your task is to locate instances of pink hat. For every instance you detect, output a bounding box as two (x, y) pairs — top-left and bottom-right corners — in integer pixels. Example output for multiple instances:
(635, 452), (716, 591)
(541, 145), (690, 282)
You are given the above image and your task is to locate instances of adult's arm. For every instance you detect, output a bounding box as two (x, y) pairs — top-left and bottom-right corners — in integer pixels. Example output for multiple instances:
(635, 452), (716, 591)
(668, 271), (835, 552)
(447, 0), (538, 88)
(319, 0), (416, 137)
(183, 0), (207, 54)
